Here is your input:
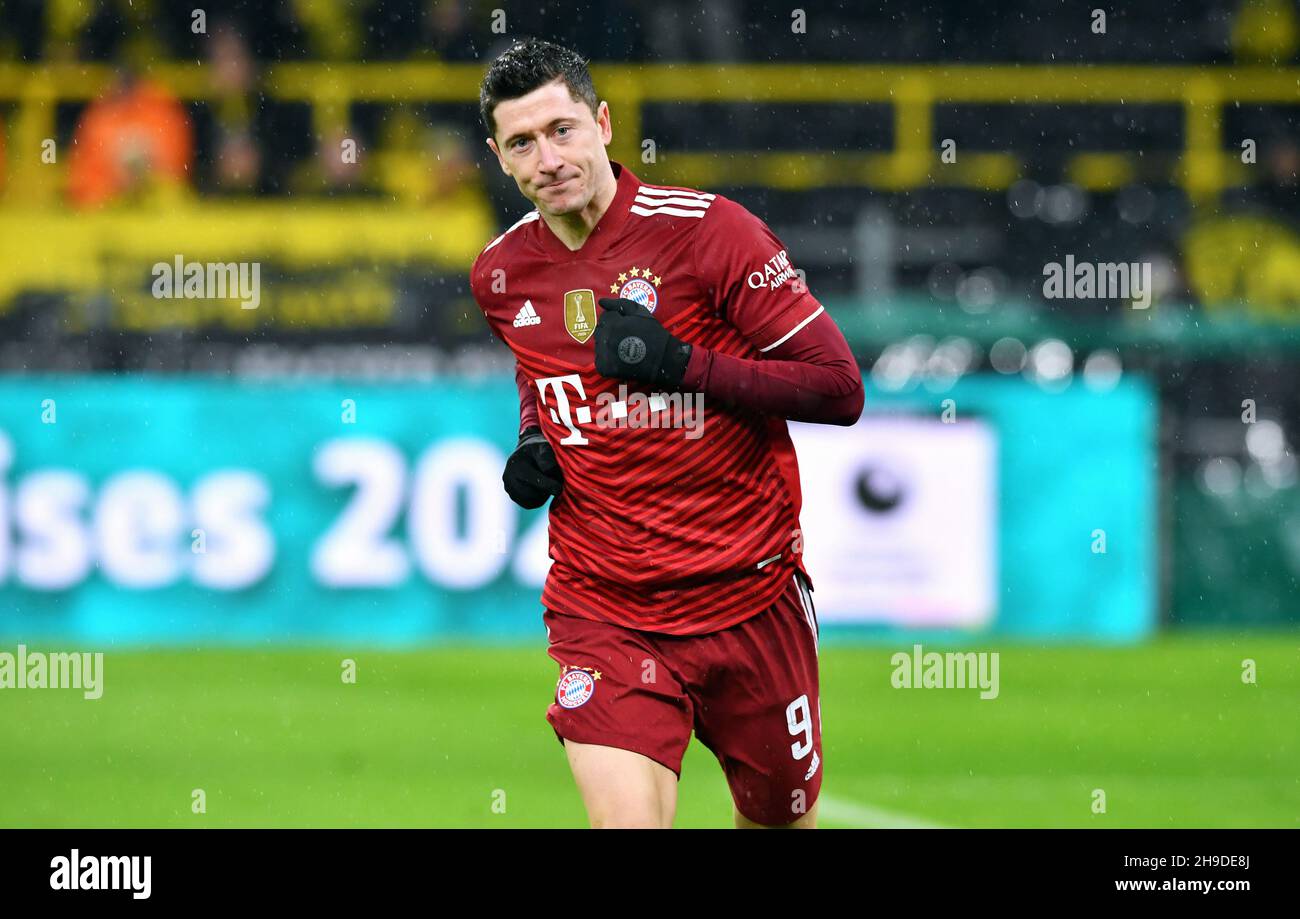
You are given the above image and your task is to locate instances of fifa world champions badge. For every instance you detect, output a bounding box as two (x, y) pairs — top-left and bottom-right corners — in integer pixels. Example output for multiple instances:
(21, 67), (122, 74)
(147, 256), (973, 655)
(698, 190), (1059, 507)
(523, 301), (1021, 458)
(564, 289), (597, 343)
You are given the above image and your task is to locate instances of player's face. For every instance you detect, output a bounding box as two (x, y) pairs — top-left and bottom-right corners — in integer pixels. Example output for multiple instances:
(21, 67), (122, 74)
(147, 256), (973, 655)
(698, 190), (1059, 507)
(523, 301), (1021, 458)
(487, 79), (612, 217)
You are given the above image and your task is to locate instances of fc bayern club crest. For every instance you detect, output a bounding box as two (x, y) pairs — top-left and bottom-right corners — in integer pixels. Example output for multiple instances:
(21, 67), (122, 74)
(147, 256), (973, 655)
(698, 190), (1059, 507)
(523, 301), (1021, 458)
(609, 266), (664, 313)
(619, 277), (658, 313)
(557, 669), (596, 708)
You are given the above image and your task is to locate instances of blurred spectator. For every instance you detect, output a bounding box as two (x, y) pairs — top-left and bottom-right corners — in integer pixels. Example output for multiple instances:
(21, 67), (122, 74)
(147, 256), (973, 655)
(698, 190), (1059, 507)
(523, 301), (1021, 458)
(1257, 137), (1300, 217)
(418, 0), (480, 61)
(66, 70), (194, 209)
(358, 0), (499, 61)
(289, 126), (369, 196)
(207, 22), (263, 193)
(47, 0), (167, 64)
(212, 130), (263, 192)
(289, 0), (364, 60)
(373, 108), (476, 205)
(1224, 133), (1300, 223)
(421, 126), (477, 203)
(1231, 0), (1299, 62)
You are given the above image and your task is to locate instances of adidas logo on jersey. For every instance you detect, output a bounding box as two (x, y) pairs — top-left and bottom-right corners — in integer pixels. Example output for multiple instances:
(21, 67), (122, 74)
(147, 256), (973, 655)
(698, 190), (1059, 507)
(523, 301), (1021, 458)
(513, 300), (541, 328)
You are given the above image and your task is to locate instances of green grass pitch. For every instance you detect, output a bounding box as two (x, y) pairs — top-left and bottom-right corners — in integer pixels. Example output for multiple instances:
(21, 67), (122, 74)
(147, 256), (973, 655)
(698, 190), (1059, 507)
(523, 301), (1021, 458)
(1, 633), (1296, 828)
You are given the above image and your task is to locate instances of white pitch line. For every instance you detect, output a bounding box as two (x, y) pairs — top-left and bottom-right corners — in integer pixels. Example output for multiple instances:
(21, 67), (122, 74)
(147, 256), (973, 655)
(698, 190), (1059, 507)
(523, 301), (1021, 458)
(817, 794), (946, 829)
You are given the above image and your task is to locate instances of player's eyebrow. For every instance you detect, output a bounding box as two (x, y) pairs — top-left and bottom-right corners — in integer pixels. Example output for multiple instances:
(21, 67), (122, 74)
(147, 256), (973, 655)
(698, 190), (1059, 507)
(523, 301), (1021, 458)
(503, 117), (572, 148)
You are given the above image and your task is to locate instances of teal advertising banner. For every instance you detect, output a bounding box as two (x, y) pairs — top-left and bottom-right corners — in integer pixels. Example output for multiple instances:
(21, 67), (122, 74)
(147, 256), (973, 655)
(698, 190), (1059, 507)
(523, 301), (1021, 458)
(805, 376), (1158, 642)
(0, 374), (1156, 645)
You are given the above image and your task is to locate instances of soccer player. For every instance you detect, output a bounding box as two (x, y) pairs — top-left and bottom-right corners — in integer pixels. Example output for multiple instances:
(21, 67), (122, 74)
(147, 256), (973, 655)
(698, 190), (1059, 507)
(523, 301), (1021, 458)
(471, 39), (864, 829)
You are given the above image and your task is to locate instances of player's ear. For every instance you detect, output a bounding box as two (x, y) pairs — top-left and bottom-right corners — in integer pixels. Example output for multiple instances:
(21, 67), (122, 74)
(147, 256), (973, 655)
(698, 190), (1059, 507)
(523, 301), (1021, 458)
(486, 137), (509, 174)
(596, 101), (612, 145)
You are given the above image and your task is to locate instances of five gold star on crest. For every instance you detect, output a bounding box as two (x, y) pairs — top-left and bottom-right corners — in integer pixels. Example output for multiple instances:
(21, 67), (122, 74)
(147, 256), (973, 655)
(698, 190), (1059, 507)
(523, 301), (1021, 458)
(610, 266), (663, 294)
(563, 664), (603, 680)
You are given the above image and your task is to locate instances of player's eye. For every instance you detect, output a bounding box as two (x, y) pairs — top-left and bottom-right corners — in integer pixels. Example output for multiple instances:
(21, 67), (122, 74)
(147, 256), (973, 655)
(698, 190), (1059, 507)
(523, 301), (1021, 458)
(555, 125), (572, 138)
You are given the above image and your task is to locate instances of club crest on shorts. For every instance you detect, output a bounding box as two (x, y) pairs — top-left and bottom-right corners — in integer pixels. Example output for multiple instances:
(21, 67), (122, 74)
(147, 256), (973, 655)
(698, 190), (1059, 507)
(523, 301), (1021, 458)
(557, 668), (596, 708)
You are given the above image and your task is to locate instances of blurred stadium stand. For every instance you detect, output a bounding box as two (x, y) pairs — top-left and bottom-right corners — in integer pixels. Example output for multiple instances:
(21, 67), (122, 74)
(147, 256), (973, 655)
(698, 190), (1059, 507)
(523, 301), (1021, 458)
(0, 0), (1297, 629)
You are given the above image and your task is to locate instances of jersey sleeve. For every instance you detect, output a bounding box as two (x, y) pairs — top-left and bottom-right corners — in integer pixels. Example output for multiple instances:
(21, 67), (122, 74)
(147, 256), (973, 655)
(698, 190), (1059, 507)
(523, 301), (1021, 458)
(469, 253), (492, 326)
(692, 195), (825, 354)
(471, 252), (512, 348)
(470, 253), (539, 435)
(515, 360), (540, 434)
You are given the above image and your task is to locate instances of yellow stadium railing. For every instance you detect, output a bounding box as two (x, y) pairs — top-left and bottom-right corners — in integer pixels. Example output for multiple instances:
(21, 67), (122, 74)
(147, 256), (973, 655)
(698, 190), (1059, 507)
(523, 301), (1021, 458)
(1, 62), (1297, 202)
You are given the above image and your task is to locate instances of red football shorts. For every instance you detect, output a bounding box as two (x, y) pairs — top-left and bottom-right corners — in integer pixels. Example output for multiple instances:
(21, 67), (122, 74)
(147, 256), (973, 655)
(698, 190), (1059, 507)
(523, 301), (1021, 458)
(543, 568), (822, 826)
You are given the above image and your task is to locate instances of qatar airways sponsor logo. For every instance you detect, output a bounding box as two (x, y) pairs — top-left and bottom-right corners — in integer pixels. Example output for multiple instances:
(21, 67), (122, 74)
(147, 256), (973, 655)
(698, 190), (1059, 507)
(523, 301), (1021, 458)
(747, 249), (798, 291)
(535, 374), (704, 444)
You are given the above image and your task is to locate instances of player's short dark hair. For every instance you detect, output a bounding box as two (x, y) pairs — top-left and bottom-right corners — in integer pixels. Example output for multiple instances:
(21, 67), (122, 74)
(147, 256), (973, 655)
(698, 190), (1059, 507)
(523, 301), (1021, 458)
(479, 38), (599, 141)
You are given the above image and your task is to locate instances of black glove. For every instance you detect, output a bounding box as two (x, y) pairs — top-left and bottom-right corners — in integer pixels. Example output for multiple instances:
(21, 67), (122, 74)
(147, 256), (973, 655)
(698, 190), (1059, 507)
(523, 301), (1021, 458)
(594, 297), (693, 388)
(502, 426), (562, 509)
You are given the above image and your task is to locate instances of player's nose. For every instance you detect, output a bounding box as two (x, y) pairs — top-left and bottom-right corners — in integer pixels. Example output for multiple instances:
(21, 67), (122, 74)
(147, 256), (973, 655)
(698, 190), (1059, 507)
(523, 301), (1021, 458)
(536, 137), (564, 174)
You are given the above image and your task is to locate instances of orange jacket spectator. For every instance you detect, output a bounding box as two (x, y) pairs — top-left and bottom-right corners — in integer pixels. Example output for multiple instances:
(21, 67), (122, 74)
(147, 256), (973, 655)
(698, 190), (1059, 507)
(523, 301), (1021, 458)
(67, 75), (193, 208)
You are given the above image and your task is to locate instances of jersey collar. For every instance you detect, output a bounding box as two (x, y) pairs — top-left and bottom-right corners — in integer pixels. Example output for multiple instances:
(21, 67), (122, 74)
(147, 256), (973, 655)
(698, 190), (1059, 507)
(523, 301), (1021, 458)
(533, 160), (639, 262)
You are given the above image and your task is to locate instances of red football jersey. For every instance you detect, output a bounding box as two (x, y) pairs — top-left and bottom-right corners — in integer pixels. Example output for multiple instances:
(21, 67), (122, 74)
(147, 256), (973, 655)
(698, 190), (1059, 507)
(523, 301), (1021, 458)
(471, 161), (822, 635)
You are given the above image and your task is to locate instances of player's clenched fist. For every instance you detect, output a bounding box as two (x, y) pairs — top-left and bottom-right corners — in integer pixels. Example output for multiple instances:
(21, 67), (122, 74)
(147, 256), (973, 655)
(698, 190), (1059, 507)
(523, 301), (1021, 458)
(502, 426), (563, 509)
(594, 297), (693, 388)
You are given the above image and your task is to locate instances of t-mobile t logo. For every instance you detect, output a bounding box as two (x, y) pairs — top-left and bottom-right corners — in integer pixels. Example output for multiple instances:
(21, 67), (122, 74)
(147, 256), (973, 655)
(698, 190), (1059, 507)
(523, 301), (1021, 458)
(534, 373), (695, 443)
(536, 374), (592, 445)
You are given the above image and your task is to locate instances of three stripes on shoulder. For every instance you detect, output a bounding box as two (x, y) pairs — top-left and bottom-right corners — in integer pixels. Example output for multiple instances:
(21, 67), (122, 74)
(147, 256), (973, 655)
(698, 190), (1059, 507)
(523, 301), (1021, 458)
(630, 186), (715, 219)
(485, 183), (716, 254)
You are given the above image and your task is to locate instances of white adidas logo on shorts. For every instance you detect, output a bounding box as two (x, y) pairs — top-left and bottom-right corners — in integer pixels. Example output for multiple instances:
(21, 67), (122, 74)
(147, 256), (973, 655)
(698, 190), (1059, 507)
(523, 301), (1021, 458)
(513, 299), (541, 328)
